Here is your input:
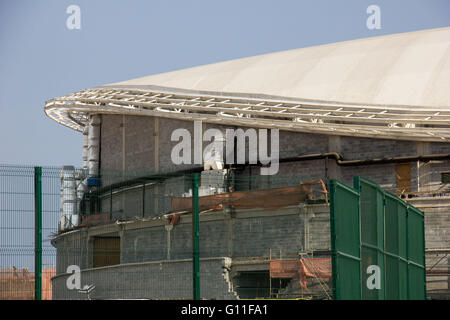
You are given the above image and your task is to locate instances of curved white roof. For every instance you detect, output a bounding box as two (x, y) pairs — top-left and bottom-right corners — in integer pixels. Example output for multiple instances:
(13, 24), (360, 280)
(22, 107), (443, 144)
(45, 27), (450, 141)
(109, 27), (450, 109)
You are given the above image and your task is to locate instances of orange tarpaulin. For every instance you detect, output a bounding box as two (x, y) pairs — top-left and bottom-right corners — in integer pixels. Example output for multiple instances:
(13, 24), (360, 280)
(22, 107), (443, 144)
(0, 267), (55, 300)
(270, 258), (331, 289)
(299, 258), (331, 289)
(269, 260), (300, 278)
(171, 179), (327, 214)
(42, 268), (56, 300)
(171, 186), (309, 212)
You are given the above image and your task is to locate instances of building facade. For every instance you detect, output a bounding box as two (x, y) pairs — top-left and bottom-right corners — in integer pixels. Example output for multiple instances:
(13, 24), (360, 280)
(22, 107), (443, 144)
(47, 27), (450, 299)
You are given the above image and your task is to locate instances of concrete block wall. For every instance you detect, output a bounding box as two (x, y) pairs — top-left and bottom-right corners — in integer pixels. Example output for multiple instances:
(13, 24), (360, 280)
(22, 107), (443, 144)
(88, 114), (450, 299)
(99, 115), (450, 190)
(124, 116), (156, 173)
(276, 160), (327, 181)
(230, 161), (327, 192)
(231, 214), (305, 258)
(341, 164), (398, 192)
(402, 197), (450, 298)
(100, 115), (332, 179)
(53, 204), (330, 270)
(429, 161), (450, 193)
(122, 226), (168, 263)
(99, 175), (190, 220)
(422, 206), (450, 250)
(430, 142), (450, 155)
(120, 207), (316, 264)
(52, 257), (237, 300)
(425, 252), (450, 298)
(158, 118), (199, 173)
(52, 231), (89, 275)
(278, 130), (329, 157)
(100, 115), (198, 183)
(340, 136), (416, 160)
(100, 115), (123, 185)
(52, 204), (330, 299)
(306, 205), (331, 250)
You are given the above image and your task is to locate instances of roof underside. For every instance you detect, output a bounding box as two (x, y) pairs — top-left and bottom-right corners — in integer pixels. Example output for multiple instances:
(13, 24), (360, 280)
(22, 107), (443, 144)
(45, 27), (450, 142)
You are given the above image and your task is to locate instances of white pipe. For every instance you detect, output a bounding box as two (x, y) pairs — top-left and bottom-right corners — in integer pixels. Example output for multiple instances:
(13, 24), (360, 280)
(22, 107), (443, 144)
(60, 166), (77, 231)
(87, 114), (101, 177)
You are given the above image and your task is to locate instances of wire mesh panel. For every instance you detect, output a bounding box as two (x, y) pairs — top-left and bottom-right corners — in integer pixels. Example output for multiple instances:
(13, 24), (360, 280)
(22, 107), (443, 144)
(41, 168), (60, 299)
(329, 180), (361, 300)
(356, 177), (426, 300)
(2, 164), (425, 300)
(407, 206), (426, 300)
(331, 176), (426, 300)
(0, 166), (35, 299)
(49, 170), (333, 300)
(384, 193), (408, 300)
(0, 166), (59, 300)
(355, 177), (386, 300)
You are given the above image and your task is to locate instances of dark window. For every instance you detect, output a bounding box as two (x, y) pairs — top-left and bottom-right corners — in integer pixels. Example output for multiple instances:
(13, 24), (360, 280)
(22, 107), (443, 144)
(93, 237), (120, 268)
(396, 163), (411, 194)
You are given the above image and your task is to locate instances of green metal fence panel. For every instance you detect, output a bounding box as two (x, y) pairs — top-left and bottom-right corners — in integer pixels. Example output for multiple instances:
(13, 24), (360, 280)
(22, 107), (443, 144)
(3, 164), (426, 300)
(330, 179), (361, 300)
(3, 168), (334, 300)
(407, 206), (426, 300)
(34, 167), (42, 300)
(0, 166), (59, 300)
(384, 192), (408, 300)
(355, 177), (385, 300)
(331, 176), (426, 300)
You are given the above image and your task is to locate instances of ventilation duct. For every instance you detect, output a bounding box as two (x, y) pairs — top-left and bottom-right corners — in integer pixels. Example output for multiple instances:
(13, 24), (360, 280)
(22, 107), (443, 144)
(59, 166), (78, 232)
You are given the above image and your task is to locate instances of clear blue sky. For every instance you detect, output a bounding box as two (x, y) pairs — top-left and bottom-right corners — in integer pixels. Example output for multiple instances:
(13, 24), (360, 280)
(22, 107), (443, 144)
(1, 0), (449, 167)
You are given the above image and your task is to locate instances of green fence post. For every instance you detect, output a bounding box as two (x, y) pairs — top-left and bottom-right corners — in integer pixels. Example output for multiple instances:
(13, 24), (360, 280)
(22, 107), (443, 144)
(422, 209), (427, 300)
(34, 167), (42, 300)
(329, 179), (338, 300)
(192, 173), (200, 300)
